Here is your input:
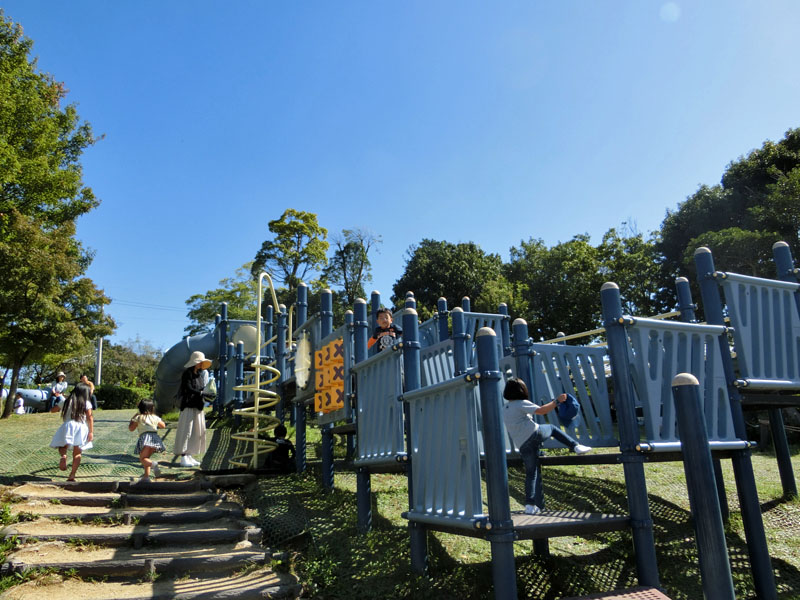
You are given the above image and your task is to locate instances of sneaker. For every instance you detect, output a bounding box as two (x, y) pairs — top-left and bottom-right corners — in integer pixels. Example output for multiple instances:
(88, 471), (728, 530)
(138, 476), (151, 483)
(524, 504), (541, 515)
(187, 456), (201, 466)
(179, 455), (194, 467)
(151, 462), (161, 477)
(574, 444), (592, 455)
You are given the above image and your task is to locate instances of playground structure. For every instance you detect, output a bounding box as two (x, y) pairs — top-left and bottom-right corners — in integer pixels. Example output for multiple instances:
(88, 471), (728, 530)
(150, 241), (800, 599)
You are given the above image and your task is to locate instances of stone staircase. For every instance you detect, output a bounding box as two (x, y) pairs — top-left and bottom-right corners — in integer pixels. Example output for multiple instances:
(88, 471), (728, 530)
(0, 476), (300, 599)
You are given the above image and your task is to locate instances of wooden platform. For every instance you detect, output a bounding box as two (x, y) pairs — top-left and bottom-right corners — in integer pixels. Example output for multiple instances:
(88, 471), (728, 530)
(561, 587), (672, 599)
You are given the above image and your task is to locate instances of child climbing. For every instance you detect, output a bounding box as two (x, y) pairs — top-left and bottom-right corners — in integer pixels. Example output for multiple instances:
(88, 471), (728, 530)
(367, 307), (402, 352)
(129, 399), (166, 482)
(49, 382), (94, 482)
(502, 377), (591, 515)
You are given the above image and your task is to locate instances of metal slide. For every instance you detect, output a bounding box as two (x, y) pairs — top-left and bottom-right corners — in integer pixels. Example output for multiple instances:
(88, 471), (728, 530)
(153, 328), (221, 412)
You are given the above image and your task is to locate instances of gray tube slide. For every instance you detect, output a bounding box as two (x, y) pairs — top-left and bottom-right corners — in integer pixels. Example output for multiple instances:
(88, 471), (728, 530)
(154, 327), (220, 412)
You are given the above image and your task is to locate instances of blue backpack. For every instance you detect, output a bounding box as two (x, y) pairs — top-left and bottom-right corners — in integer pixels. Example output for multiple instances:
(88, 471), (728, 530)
(556, 393), (580, 428)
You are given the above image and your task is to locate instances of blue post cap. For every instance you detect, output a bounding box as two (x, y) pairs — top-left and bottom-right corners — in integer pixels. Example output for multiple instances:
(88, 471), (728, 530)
(672, 373), (699, 387)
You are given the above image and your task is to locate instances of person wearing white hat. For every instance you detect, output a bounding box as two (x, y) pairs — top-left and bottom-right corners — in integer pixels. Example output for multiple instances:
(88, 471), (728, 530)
(47, 372), (68, 412)
(173, 351), (211, 467)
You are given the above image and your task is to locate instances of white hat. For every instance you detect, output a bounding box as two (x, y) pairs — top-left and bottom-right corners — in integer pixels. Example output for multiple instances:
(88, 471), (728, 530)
(184, 351), (212, 369)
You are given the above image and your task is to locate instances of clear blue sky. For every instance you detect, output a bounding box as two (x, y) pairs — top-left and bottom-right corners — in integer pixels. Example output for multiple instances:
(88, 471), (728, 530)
(3, 1), (799, 352)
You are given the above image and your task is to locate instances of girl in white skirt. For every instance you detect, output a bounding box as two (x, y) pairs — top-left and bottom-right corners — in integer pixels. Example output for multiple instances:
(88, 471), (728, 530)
(129, 398), (166, 482)
(49, 383), (94, 481)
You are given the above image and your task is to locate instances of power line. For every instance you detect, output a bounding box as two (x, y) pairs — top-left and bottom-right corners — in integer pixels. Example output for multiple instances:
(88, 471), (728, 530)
(109, 298), (186, 312)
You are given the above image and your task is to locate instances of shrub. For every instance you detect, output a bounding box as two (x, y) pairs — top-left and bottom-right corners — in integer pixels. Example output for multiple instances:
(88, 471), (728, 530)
(95, 384), (150, 410)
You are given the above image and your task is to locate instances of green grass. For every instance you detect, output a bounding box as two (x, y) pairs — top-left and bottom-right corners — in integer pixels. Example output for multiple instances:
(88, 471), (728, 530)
(245, 428), (800, 600)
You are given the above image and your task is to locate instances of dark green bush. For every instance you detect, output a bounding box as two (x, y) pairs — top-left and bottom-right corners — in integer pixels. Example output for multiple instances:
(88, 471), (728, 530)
(95, 384), (150, 410)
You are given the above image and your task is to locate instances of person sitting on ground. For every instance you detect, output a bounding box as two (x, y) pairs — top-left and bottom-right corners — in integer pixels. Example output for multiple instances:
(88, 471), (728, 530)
(48, 371), (68, 411)
(13, 392), (25, 415)
(367, 307), (402, 352)
(502, 377), (591, 515)
(263, 424), (296, 474)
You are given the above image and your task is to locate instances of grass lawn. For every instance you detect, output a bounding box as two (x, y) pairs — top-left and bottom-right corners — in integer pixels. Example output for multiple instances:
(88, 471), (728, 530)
(1, 411), (798, 598)
(248, 427), (800, 599)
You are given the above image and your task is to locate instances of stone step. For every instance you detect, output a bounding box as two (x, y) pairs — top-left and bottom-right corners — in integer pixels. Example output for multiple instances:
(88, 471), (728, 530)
(9, 497), (241, 522)
(0, 567), (301, 599)
(3, 540), (267, 578)
(2, 517), (261, 547)
(7, 490), (223, 508)
(10, 480), (213, 495)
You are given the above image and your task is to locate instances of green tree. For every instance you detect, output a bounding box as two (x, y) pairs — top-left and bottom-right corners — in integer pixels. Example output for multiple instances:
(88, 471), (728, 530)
(0, 210), (114, 418)
(597, 228), (665, 317)
(322, 228), (381, 310)
(0, 13), (100, 230)
(251, 209), (329, 294)
(657, 128), (800, 287)
(392, 239), (504, 319)
(185, 264), (260, 335)
(505, 235), (604, 340)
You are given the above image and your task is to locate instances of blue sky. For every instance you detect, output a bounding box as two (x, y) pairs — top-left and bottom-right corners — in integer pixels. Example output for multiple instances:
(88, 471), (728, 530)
(3, 1), (799, 352)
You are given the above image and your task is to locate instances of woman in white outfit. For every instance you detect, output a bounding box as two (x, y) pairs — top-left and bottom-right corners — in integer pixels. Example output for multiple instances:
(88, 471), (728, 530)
(173, 351), (210, 467)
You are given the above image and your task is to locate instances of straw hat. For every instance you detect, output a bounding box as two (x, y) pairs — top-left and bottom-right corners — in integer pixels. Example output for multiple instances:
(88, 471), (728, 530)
(184, 351), (212, 369)
(56, 371), (66, 379)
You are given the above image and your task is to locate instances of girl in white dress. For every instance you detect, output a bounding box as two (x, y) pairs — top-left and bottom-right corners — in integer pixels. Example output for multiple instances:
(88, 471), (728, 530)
(49, 383), (94, 481)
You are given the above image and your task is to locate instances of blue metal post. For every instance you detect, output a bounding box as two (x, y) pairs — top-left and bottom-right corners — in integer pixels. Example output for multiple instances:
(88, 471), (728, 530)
(476, 327), (517, 600)
(437, 297), (449, 342)
(511, 319), (534, 392)
(265, 305), (275, 361)
(234, 342), (245, 427)
(216, 303), (229, 414)
(354, 299), (372, 533)
(370, 291), (381, 331)
(694, 247), (779, 599)
(675, 277), (697, 323)
(225, 342), (235, 417)
(405, 291), (416, 309)
(321, 289), (335, 491)
(461, 296), (471, 312)
(297, 283), (308, 328)
(676, 276), (728, 520)
(672, 373), (736, 600)
(511, 318), (548, 555)
(344, 310), (356, 460)
(498, 303), (511, 357)
(600, 282), (660, 588)
(402, 307), (428, 574)
(451, 308), (469, 375)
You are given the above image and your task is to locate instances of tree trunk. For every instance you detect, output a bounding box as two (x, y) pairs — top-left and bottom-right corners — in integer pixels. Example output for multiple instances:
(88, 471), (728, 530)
(1, 364), (23, 419)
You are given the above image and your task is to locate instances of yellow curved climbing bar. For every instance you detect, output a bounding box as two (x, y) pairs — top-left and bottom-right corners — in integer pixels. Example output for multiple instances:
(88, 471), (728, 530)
(229, 272), (283, 470)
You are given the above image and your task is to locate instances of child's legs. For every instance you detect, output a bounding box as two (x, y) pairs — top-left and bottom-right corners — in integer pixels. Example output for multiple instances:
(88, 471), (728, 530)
(140, 446), (156, 476)
(68, 446), (82, 479)
(57, 446), (68, 470)
(549, 427), (578, 450)
(519, 435), (542, 506)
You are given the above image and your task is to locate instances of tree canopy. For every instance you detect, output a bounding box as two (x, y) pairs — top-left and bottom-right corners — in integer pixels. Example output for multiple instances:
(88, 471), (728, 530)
(185, 264), (261, 336)
(322, 228), (381, 310)
(392, 239), (504, 319)
(0, 13), (100, 230)
(0, 13), (113, 417)
(657, 127), (800, 284)
(0, 210), (114, 417)
(251, 209), (329, 293)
